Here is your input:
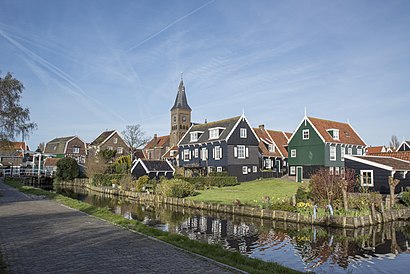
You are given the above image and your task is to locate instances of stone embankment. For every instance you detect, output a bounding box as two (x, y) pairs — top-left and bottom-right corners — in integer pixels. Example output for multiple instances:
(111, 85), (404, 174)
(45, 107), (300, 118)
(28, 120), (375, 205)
(58, 179), (410, 229)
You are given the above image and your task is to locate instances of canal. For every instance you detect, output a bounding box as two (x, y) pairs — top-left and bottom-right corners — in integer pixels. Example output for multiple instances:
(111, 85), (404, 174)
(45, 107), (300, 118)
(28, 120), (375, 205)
(56, 185), (410, 274)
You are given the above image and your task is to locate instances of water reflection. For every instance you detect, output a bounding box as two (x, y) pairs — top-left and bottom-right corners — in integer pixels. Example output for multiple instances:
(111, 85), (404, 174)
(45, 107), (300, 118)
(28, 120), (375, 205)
(56, 186), (410, 274)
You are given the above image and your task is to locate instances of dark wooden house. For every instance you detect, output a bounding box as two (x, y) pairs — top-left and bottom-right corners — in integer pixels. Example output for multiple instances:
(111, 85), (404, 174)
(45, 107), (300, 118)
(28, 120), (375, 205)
(131, 158), (175, 180)
(178, 115), (260, 182)
(397, 140), (410, 152)
(345, 155), (410, 194)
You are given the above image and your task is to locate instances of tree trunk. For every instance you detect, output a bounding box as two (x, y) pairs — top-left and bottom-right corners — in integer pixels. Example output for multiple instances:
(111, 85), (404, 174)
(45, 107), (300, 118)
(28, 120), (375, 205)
(342, 188), (348, 211)
(388, 176), (400, 208)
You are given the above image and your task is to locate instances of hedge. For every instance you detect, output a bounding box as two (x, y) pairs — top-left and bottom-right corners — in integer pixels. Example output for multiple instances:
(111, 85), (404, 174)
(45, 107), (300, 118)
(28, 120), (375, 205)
(180, 176), (239, 189)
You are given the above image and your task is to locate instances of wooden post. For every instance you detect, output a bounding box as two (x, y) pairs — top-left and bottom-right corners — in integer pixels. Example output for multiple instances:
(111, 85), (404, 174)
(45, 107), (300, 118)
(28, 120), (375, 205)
(388, 176), (400, 208)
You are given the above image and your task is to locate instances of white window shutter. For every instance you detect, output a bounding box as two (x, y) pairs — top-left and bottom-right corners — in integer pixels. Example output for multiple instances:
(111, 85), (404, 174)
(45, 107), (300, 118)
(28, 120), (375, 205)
(189, 150), (192, 160)
(245, 147), (249, 158)
(220, 147), (223, 159)
(213, 147), (216, 159)
(234, 147), (238, 158)
(200, 148), (203, 159)
(206, 149), (208, 159)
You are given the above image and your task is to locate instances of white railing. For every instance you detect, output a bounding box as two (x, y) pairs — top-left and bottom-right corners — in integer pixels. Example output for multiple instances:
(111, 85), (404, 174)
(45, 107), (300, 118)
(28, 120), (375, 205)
(2, 167), (54, 178)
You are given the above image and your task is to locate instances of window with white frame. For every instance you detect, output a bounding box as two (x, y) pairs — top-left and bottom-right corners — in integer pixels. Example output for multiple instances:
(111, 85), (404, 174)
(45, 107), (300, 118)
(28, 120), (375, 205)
(360, 170), (373, 187)
(217, 166), (222, 172)
(265, 159), (271, 168)
(348, 147), (352, 155)
(107, 146), (113, 150)
(201, 148), (208, 160)
(335, 166), (340, 175)
(183, 149), (190, 161)
(113, 137), (118, 144)
(333, 129), (339, 140)
(357, 148), (363, 155)
(73, 147), (80, 154)
(268, 144), (275, 152)
(329, 166), (334, 175)
(237, 145), (246, 159)
(290, 166), (296, 175)
(242, 166), (248, 174)
(291, 149), (296, 158)
(117, 147), (123, 154)
(302, 129), (309, 140)
(194, 148), (199, 158)
(330, 146), (336, 161)
(214, 146), (222, 160)
(209, 128), (219, 139)
(190, 132), (198, 142)
(240, 128), (247, 138)
(341, 146), (345, 161)
(253, 166), (258, 173)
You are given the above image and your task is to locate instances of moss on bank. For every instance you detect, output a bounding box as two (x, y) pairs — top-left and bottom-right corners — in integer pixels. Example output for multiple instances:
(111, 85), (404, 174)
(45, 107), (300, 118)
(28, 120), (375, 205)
(4, 178), (303, 274)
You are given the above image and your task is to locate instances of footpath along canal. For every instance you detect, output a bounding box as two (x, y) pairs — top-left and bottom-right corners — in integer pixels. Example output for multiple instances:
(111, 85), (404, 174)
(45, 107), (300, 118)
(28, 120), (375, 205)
(0, 180), (242, 274)
(57, 184), (410, 274)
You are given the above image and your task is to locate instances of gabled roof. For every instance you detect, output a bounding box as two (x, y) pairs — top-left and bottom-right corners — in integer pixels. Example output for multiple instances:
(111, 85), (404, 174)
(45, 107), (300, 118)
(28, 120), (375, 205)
(131, 159), (175, 174)
(267, 130), (292, 158)
(44, 136), (77, 154)
(345, 155), (410, 171)
(253, 127), (281, 157)
(397, 140), (410, 151)
(90, 130), (116, 146)
(289, 116), (366, 146)
(144, 135), (170, 150)
(0, 141), (29, 156)
(179, 115), (258, 146)
(171, 79), (191, 111)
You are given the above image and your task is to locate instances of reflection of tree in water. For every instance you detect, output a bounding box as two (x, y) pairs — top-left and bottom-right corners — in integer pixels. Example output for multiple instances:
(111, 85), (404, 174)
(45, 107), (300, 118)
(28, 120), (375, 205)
(57, 186), (410, 273)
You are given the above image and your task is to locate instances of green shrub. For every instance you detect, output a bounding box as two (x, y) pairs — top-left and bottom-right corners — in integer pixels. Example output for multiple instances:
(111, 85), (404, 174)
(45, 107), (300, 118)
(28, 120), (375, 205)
(208, 171), (230, 177)
(401, 191), (410, 207)
(156, 179), (197, 198)
(295, 183), (311, 203)
(134, 175), (150, 192)
(56, 157), (80, 181)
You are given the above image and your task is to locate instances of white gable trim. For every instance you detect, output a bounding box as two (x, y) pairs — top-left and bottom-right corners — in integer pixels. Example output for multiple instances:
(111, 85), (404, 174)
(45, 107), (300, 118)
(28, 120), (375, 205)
(63, 136), (77, 154)
(131, 158), (148, 174)
(177, 124), (194, 147)
(397, 141), (410, 152)
(347, 122), (368, 147)
(264, 129), (284, 158)
(288, 117), (326, 145)
(226, 115), (260, 143)
(344, 155), (392, 171)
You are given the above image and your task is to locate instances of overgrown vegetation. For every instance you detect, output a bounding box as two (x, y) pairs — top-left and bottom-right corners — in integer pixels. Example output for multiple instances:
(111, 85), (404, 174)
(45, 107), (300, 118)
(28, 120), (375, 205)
(177, 175), (239, 189)
(4, 178), (301, 274)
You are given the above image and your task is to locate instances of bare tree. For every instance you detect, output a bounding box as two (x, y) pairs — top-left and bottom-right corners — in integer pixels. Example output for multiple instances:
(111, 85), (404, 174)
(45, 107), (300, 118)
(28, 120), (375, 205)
(389, 135), (400, 149)
(122, 124), (150, 151)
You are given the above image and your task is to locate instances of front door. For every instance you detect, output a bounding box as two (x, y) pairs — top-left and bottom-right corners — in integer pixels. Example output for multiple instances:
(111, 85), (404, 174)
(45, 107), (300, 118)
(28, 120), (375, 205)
(296, 166), (303, 183)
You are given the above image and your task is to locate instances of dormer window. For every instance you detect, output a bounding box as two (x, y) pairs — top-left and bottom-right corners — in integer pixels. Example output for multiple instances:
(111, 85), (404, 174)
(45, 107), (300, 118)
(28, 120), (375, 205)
(209, 127), (225, 140)
(327, 129), (340, 140)
(113, 137), (118, 144)
(190, 131), (203, 142)
(268, 144), (275, 152)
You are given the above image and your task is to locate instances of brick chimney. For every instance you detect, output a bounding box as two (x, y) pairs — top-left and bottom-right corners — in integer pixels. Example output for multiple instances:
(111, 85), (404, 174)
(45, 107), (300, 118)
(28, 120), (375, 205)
(259, 124), (265, 131)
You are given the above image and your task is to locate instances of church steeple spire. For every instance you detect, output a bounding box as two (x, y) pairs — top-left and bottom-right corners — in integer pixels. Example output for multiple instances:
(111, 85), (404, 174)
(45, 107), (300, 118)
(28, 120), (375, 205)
(171, 78), (191, 111)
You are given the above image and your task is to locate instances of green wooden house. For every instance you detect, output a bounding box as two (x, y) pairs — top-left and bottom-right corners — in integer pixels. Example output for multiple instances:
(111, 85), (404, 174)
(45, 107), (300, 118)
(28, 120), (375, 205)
(287, 116), (367, 182)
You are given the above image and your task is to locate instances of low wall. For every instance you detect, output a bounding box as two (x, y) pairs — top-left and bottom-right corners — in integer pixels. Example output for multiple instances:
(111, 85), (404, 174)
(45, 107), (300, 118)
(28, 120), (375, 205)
(57, 181), (410, 228)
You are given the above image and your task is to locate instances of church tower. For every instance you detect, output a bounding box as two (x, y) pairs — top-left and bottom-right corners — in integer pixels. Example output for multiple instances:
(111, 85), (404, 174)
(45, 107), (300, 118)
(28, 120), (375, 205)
(170, 78), (191, 147)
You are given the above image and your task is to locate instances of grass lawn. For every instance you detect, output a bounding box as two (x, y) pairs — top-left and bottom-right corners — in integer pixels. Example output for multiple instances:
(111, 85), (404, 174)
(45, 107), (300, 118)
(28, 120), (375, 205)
(188, 178), (300, 206)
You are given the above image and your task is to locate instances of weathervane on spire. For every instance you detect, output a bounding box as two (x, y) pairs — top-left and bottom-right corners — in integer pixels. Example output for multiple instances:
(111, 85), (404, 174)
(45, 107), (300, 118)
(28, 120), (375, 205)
(180, 72), (183, 81)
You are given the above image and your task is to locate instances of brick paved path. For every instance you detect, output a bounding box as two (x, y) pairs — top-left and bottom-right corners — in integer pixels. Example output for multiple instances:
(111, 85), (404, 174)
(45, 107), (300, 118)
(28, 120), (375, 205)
(0, 180), (241, 273)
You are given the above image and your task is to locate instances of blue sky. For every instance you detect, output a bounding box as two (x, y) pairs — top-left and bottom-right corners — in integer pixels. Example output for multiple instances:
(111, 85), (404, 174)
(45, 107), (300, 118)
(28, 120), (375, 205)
(1, 0), (409, 149)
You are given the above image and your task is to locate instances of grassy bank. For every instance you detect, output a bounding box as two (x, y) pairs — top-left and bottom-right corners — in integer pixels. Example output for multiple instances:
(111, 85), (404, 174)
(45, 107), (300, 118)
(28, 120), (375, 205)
(4, 178), (303, 274)
(188, 178), (299, 206)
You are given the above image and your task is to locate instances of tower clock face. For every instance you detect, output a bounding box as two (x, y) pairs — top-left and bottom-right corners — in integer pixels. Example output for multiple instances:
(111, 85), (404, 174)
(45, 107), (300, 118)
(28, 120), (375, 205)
(182, 116), (186, 122)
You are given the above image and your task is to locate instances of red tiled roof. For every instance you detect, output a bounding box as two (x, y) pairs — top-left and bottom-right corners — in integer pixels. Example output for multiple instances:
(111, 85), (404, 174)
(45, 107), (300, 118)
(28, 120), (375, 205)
(162, 145), (179, 159)
(308, 117), (366, 146)
(0, 141), (29, 154)
(44, 158), (61, 167)
(354, 155), (410, 171)
(267, 130), (291, 158)
(133, 149), (145, 159)
(366, 151), (410, 162)
(366, 146), (385, 154)
(144, 135), (170, 150)
(253, 127), (281, 157)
